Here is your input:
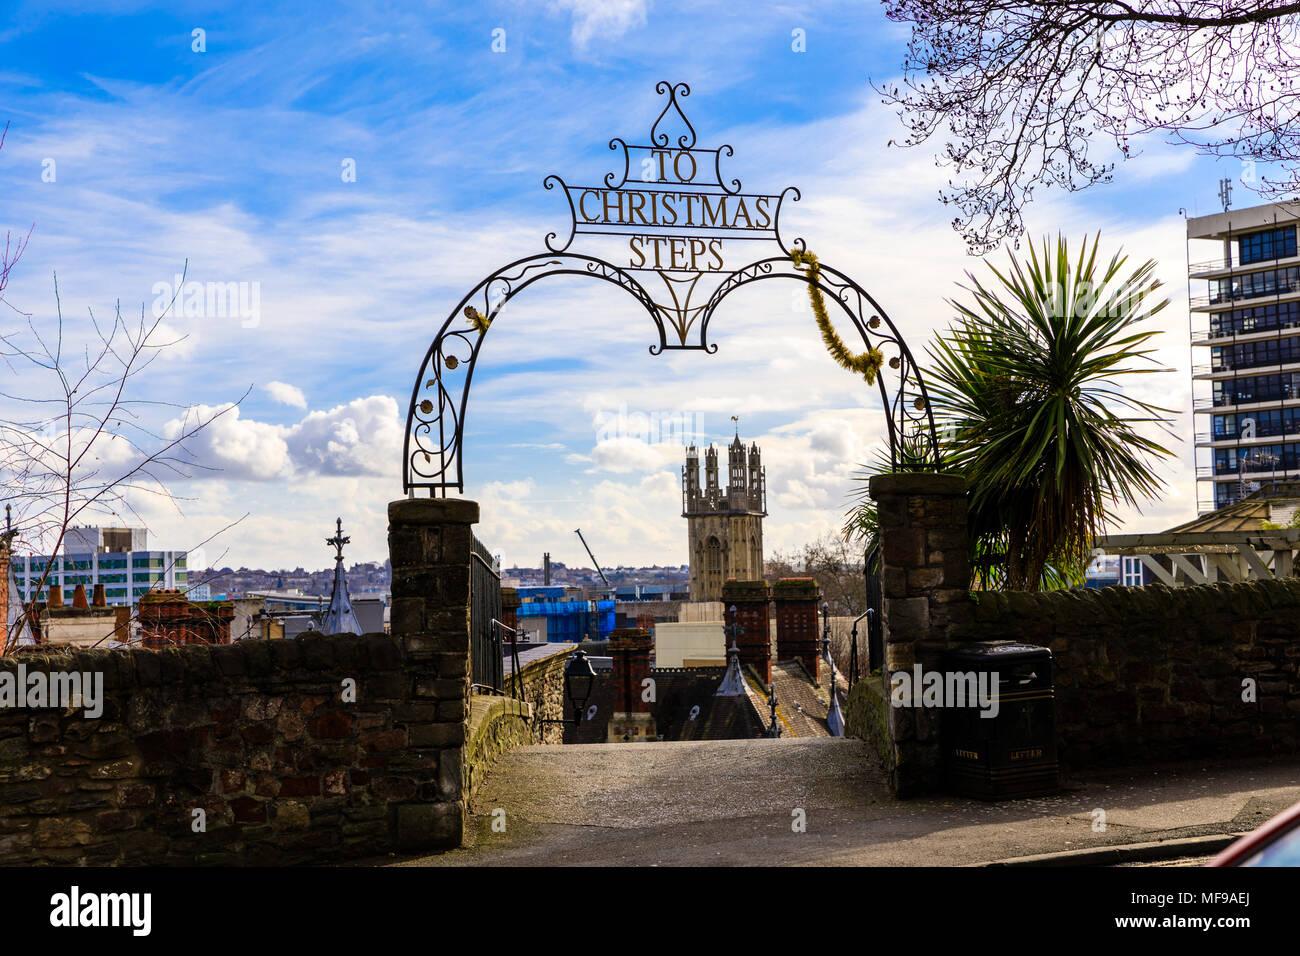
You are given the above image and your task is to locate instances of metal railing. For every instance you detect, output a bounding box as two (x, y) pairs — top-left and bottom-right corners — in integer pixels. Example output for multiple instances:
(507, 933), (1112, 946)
(1189, 253), (1300, 278)
(1190, 283), (1300, 310)
(469, 534), (504, 694)
(1192, 317), (1300, 342)
(1195, 356), (1300, 376)
(863, 538), (883, 675)
(1189, 256), (1233, 277)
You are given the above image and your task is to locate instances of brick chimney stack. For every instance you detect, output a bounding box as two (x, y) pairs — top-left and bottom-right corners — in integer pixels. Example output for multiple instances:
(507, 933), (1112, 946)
(721, 579), (771, 684)
(607, 628), (656, 742)
(773, 577), (822, 681)
(500, 587), (520, 635)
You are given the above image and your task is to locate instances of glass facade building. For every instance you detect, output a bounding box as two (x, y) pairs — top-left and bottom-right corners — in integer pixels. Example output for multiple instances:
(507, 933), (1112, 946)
(1190, 206), (1300, 512)
(9, 526), (187, 607)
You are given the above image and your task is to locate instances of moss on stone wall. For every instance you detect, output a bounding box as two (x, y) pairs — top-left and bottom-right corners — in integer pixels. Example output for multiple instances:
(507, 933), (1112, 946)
(844, 672), (893, 774)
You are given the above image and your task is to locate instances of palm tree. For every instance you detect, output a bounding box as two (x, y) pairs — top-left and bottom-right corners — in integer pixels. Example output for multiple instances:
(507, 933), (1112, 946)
(846, 234), (1176, 591)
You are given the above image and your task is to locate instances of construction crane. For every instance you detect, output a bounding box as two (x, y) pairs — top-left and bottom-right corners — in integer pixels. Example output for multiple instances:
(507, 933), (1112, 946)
(573, 528), (610, 587)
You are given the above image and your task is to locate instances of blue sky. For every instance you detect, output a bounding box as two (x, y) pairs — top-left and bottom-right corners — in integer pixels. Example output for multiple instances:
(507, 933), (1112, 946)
(0, 0), (1246, 570)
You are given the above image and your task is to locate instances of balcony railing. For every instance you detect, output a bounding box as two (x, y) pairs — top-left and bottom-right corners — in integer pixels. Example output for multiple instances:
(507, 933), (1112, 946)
(1189, 256), (1234, 277)
(1194, 355), (1300, 376)
(1190, 251), (1300, 278)
(1193, 317), (1300, 342)
(1191, 286), (1300, 309)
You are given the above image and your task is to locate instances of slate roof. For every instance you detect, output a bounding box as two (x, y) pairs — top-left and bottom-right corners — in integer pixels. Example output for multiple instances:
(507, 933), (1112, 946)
(761, 660), (839, 738)
(560, 655), (849, 743)
(564, 666), (765, 743)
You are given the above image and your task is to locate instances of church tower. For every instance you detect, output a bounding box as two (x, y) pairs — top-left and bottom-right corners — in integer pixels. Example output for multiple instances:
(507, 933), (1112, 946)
(682, 428), (767, 602)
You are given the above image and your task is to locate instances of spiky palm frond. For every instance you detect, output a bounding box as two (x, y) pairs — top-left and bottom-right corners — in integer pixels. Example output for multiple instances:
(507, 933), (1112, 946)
(928, 233), (1176, 590)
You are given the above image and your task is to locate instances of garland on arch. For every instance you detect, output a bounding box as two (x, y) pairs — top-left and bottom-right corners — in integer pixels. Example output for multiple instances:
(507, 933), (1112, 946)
(791, 248), (884, 385)
(464, 306), (491, 333)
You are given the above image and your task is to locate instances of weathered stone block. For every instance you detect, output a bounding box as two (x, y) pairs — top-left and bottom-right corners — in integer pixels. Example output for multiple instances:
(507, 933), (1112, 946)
(395, 802), (462, 851)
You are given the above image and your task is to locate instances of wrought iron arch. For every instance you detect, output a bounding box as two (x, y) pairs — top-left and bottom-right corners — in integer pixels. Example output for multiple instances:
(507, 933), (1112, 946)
(697, 256), (941, 472)
(404, 253), (670, 495)
(402, 81), (941, 496)
(402, 250), (940, 495)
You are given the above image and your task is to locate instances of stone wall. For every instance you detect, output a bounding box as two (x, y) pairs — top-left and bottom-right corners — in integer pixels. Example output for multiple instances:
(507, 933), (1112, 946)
(961, 579), (1300, 770)
(0, 496), (481, 865)
(868, 472), (1300, 788)
(504, 646), (572, 746)
(0, 632), (455, 865)
(465, 645), (575, 796)
(868, 473), (971, 796)
(465, 696), (533, 799)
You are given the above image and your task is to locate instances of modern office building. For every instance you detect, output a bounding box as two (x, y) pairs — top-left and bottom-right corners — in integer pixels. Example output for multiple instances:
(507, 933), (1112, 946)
(9, 525), (188, 607)
(1189, 202), (1300, 512)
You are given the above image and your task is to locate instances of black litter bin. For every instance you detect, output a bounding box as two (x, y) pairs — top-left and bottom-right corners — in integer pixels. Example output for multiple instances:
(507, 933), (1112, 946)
(941, 641), (1059, 800)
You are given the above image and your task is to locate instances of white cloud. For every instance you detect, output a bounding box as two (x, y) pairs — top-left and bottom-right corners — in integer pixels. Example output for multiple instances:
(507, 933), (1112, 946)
(551, 0), (649, 50)
(162, 394), (401, 482)
(264, 380), (307, 408)
(165, 403), (291, 482)
(284, 395), (402, 476)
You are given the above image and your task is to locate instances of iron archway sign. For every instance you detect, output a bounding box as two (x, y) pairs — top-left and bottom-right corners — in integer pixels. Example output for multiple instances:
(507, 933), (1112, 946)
(403, 81), (939, 496)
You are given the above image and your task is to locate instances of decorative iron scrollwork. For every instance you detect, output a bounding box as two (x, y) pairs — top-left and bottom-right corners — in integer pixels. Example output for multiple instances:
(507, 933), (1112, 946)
(402, 82), (940, 495)
(651, 80), (695, 148)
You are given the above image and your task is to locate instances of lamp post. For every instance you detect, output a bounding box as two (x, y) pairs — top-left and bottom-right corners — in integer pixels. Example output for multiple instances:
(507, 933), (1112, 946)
(821, 602), (845, 737)
(564, 648), (597, 724)
(766, 682), (781, 738)
(537, 646), (598, 736)
(820, 601), (832, 670)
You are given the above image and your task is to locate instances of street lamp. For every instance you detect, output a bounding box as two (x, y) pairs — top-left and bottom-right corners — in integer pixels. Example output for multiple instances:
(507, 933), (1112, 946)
(821, 602), (845, 737)
(820, 601), (832, 666)
(564, 648), (597, 723)
(766, 682), (781, 738)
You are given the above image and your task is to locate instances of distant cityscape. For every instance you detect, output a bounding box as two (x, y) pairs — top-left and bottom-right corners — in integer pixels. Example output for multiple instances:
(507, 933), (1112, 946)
(194, 559), (690, 598)
(196, 560), (392, 599)
(504, 561), (689, 589)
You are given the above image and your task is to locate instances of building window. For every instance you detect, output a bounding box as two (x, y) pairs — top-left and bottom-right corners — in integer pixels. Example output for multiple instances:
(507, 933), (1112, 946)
(705, 536), (723, 596)
(1122, 557), (1144, 587)
(1209, 300), (1300, 337)
(1239, 226), (1298, 266)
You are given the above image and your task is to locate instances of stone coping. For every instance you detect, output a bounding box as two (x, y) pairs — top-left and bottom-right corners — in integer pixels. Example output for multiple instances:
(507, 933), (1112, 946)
(868, 472), (966, 497)
(503, 641), (577, 675)
(388, 497), (480, 525)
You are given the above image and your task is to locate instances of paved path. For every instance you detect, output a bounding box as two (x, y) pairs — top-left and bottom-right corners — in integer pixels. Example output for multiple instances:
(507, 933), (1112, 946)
(392, 740), (1300, 866)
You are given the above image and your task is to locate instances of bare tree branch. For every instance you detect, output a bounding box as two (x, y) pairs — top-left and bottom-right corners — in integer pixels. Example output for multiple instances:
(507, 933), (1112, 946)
(878, 2), (1300, 251)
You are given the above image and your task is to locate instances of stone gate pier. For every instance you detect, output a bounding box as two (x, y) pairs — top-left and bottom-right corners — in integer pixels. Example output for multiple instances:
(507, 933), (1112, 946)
(867, 473), (971, 797)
